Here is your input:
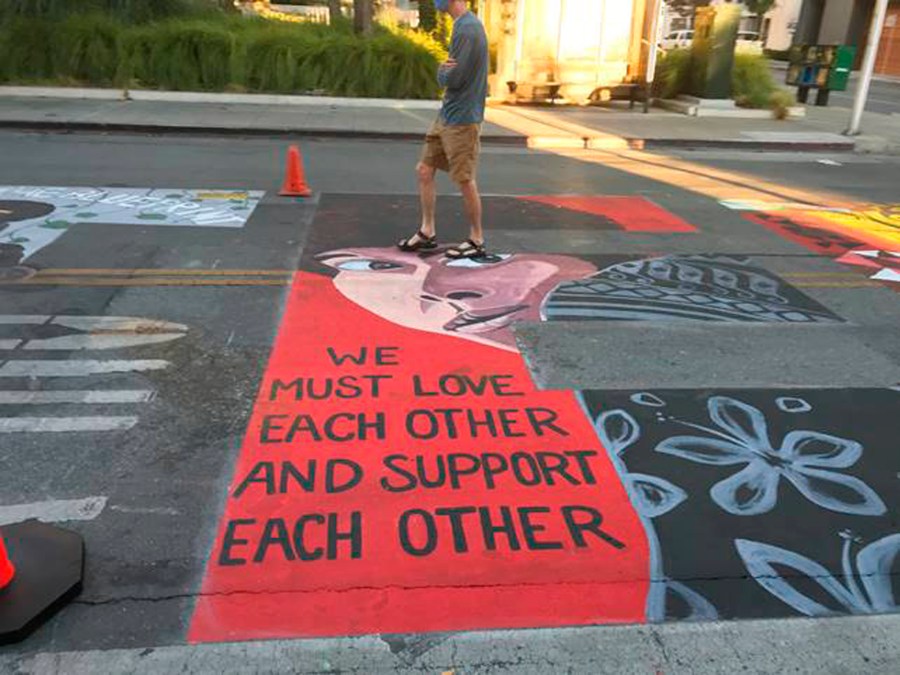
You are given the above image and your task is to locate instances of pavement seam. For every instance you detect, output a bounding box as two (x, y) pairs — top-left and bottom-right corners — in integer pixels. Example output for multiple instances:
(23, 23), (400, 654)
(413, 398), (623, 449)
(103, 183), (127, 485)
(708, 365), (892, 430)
(70, 571), (900, 606)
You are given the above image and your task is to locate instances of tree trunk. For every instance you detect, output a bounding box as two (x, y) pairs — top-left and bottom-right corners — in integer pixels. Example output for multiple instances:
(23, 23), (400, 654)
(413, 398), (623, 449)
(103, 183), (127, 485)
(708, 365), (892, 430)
(328, 0), (342, 23)
(353, 0), (372, 35)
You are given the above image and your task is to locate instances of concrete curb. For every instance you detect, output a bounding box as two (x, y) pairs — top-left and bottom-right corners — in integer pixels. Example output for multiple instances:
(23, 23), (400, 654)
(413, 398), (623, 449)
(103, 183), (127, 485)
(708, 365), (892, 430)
(0, 119), (864, 152)
(2, 614), (899, 674)
(0, 120), (529, 146)
(0, 86), (442, 110)
(634, 137), (857, 152)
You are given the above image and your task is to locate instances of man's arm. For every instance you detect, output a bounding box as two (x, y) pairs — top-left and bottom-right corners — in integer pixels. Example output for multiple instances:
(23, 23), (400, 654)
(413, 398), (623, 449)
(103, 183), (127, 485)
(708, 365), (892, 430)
(438, 25), (480, 90)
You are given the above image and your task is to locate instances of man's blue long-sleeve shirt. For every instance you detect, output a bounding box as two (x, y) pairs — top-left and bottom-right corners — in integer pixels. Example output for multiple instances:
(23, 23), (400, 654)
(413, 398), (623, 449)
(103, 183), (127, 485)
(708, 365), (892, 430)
(437, 11), (488, 125)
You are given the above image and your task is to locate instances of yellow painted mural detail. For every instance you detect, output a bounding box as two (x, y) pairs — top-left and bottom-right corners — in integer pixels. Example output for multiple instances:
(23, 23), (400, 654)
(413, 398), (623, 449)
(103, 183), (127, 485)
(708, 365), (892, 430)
(805, 205), (900, 249)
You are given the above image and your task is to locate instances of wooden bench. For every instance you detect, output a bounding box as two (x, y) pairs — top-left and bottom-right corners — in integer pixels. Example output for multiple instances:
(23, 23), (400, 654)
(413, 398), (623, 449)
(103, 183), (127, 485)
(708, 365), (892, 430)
(588, 83), (649, 111)
(506, 81), (569, 104)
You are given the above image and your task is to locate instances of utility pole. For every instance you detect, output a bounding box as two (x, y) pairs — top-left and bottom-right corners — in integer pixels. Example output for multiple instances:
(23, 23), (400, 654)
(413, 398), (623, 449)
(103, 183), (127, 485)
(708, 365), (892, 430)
(846, 0), (889, 136)
(644, 0), (666, 113)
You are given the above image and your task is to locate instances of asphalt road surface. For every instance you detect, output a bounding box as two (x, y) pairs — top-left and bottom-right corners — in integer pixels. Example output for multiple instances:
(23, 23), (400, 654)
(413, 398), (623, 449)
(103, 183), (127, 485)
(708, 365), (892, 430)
(0, 130), (898, 673)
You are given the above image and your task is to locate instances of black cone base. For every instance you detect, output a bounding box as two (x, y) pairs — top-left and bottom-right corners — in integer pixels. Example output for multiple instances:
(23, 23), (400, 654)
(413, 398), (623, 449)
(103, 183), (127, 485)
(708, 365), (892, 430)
(0, 520), (84, 644)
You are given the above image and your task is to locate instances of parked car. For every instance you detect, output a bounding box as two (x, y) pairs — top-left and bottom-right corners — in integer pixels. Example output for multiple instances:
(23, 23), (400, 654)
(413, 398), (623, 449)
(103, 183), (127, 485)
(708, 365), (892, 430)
(661, 29), (763, 52)
(661, 29), (693, 50)
(736, 31), (764, 53)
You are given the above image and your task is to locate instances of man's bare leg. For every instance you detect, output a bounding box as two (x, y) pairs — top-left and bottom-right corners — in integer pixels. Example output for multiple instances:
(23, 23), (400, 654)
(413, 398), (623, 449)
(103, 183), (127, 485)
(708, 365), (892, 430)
(459, 179), (483, 244)
(417, 162), (437, 239)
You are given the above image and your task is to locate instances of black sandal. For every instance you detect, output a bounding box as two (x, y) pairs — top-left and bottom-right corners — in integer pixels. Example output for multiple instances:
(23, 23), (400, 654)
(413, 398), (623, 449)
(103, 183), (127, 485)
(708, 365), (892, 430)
(398, 229), (437, 252)
(446, 239), (487, 259)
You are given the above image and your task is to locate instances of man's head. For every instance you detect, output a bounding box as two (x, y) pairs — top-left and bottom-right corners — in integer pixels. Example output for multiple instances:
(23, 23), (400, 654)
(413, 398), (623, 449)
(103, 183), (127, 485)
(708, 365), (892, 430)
(316, 247), (596, 351)
(435, 0), (468, 18)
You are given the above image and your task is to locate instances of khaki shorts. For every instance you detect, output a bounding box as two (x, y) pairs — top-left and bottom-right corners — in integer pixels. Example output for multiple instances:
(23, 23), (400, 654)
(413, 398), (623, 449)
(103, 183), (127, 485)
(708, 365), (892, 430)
(419, 118), (481, 184)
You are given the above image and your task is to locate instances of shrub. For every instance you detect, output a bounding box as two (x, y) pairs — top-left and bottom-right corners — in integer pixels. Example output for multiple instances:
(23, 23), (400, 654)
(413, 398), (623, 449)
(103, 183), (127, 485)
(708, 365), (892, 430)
(732, 52), (776, 108)
(653, 49), (789, 113)
(653, 48), (691, 100)
(0, 0), (226, 23)
(0, 11), (445, 99)
(770, 88), (796, 120)
(121, 19), (237, 90)
(0, 17), (56, 82)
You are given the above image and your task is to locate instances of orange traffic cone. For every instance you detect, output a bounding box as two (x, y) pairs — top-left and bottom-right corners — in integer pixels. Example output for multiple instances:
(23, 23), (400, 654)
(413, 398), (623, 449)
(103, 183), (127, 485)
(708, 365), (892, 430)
(0, 521), (84, 644)
(0, 533), (13, 590)
(279, 145), (312, 198)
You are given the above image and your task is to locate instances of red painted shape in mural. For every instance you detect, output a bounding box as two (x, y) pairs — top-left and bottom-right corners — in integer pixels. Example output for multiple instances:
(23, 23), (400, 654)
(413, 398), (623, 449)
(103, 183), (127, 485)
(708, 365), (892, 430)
(189, 272), (649, 642)
(741, 212), (862, 257)
(520, 196), (697, 232)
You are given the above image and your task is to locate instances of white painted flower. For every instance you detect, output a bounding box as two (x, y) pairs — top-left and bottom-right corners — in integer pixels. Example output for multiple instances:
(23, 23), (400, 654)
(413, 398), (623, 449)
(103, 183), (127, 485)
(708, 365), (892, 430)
(736, 532), (900, 615)
(596, 409), (687, 518)
(656, 397), (886, 516)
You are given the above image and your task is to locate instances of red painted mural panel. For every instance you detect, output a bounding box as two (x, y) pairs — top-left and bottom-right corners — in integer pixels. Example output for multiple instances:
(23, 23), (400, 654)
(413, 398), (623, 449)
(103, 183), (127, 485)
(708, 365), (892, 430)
(189, 272), (649, 642)
(520, 196), (697, 232)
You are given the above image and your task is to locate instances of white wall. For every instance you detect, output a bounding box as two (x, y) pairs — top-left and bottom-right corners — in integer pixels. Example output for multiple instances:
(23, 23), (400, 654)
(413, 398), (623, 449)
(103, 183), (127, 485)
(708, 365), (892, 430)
(764, 0), (802, 50)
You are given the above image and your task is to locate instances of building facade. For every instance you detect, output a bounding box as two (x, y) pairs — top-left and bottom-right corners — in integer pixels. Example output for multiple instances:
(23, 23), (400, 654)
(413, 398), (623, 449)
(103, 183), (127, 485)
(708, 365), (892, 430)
(796, 0), (900, 76)
(478, 0), (651, 101)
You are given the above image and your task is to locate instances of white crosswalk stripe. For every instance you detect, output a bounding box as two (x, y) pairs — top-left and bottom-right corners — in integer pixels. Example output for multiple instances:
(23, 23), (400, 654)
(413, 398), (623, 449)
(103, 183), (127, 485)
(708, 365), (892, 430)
(0, 416), (139, 433)
(0, 390), (155, 404)
(0, 314), (186, 433)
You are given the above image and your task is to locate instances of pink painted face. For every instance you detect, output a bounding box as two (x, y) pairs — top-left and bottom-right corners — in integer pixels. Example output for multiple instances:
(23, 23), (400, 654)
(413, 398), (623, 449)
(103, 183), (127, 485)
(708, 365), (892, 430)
(317, 248), (597, 351)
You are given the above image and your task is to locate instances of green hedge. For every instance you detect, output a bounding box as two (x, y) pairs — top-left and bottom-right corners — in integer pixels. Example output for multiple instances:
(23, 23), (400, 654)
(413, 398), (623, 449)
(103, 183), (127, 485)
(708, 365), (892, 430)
(654, 48), (793, 112)
(0, 0), (229, 23)
(0, 12), (446, 99)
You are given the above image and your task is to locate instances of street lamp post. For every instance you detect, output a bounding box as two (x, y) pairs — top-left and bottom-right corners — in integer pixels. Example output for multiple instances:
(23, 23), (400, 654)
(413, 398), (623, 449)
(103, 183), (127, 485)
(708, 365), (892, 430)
(846, 0), (889, 136)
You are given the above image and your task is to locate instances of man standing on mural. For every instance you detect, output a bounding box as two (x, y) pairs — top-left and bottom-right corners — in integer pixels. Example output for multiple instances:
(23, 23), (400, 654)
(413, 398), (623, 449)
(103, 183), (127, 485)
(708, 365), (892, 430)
(398, 0), (489, 259)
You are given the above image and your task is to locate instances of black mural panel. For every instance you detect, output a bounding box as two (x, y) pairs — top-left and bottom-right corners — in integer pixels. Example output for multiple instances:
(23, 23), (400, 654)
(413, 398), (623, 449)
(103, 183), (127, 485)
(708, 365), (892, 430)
(579, 388), (900, 621)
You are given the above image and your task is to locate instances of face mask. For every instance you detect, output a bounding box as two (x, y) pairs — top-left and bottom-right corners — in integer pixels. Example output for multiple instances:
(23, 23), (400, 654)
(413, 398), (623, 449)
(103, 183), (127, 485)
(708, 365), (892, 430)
(435, 0), (450, 12)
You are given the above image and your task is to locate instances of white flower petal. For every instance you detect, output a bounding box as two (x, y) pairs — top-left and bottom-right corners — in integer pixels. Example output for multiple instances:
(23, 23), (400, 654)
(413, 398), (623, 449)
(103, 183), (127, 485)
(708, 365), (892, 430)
(780, 430), (863, 468)
(710, 462), (780, 515)
(596, 409), (640, 456)
(858, 534), (900, 612)
(785, 467), (887, 516)
(656, 435), (749, 465)
(708, 396), (772, 449)
(628, 473), (688, 518)
(735, 539), (861, 615)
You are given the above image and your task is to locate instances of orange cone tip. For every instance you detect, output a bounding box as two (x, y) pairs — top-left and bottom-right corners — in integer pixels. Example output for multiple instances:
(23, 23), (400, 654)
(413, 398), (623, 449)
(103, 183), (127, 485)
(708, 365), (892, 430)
(0, 533), (14, 590)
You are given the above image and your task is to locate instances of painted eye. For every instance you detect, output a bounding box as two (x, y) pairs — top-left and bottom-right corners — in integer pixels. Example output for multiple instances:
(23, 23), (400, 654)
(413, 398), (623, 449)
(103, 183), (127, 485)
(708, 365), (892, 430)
(336, 259), (403, 271)
(445, 254), (510, 268)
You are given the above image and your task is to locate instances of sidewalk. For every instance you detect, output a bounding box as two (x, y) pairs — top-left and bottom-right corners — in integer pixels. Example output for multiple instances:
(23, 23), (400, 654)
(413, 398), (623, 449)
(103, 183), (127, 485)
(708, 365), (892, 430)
(1, 86), (898, 153)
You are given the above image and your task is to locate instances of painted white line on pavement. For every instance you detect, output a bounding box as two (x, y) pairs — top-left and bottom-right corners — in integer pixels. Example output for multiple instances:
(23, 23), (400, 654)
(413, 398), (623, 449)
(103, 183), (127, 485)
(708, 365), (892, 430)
(0, 360), (169, 377)
(109, 504), (180, 516)
(0, 316), (48, 324)
(0, 390), (155, 404)
(0, 496), (108, 526)
(23, 333), (186, 350)
(0, 315), (188, 350)
(0, 416), (139, 432)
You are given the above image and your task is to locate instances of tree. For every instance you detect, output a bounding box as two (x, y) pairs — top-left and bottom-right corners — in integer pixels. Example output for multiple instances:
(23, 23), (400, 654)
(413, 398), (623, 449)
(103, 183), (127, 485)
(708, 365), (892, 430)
(353, 0), (372, 35)
(745, 0), (776, 35)
(666, 0), (710, 18)
(418, 0), (436, 33)
(328, 0), (342, 23)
